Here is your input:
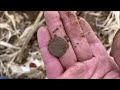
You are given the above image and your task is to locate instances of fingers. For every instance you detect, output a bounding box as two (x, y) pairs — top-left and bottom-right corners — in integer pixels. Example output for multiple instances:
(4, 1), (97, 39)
(78, 17), (109, 57)
(111, 30), (120, 68)
(44, 11), (77, 68)
(59, 11), (93, 62)
(37, 26), (63, 79)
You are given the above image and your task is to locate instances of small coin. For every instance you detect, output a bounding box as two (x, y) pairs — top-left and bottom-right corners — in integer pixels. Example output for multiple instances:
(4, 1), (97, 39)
(48, 37), (69, 57)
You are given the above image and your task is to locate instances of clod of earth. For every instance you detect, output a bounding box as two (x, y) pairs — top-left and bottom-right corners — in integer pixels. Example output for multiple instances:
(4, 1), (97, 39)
(48, 36), (69, 58)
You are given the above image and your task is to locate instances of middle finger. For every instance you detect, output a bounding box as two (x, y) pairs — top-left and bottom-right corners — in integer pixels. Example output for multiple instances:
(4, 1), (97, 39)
(59, 11), (93, 62)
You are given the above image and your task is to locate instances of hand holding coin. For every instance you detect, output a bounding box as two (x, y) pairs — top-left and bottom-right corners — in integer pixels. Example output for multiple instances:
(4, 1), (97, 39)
(37, 11), (120, 79)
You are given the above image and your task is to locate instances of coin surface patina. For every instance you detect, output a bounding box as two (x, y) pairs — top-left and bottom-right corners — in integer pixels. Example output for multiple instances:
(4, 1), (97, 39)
(48, 36), (69, 57)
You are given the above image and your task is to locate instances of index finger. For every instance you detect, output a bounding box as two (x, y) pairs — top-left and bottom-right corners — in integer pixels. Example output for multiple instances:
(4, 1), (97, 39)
(44, 11), (77, 68)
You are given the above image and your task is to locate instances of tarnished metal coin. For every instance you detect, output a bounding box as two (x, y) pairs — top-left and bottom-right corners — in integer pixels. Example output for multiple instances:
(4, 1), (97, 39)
(48, 37), (69, 57)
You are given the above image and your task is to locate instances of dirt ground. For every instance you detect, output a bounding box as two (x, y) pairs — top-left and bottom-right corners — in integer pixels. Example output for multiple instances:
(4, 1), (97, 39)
(0, 11), (119, 79)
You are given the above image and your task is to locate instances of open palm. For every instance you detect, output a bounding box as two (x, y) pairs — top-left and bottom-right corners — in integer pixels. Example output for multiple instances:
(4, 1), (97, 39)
(37, 11), (120, 79)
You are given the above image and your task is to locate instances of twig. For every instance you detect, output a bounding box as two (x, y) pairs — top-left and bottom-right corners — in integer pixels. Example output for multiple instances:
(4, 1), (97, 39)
(0, 60), (10, 77)
(14, 11), (44, 64)
(0, 41), (20, 49)
(34, 11), (43, 24)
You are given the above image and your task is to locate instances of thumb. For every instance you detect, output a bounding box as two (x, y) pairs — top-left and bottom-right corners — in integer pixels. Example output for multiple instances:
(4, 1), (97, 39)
(111, 29), (120, 68)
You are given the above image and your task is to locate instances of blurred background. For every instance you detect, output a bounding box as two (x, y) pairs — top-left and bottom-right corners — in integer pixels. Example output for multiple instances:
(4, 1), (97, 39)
(0, 11), (119, 79)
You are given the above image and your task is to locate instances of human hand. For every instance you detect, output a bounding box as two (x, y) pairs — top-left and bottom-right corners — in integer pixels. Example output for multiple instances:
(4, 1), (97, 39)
(37, 11), (120, 79)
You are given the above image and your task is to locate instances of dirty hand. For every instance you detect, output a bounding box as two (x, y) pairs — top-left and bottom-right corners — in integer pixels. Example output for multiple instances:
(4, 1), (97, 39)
(37, 11), (120, 79)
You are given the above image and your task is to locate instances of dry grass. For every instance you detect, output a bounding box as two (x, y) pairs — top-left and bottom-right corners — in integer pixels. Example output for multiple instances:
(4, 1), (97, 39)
(0, 11), (119, 79)
(0, 11), (45, 79)
(95, 11), (120, 54)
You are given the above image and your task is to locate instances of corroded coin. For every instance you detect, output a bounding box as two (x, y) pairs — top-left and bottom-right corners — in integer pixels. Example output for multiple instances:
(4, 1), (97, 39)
(48, 37), (69, 57)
